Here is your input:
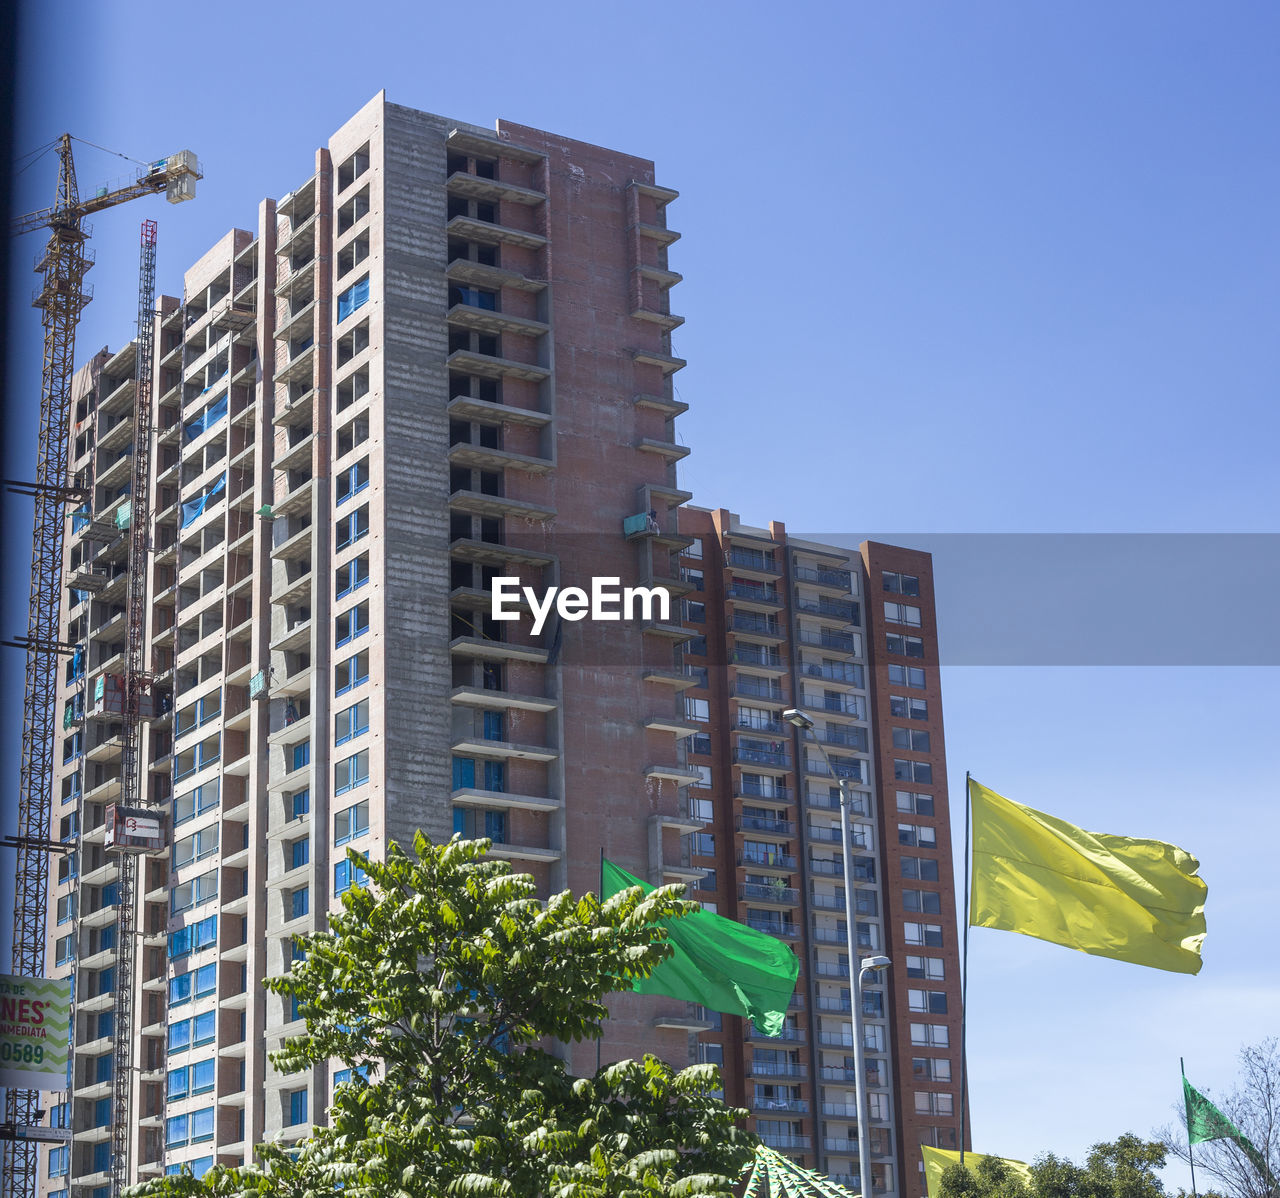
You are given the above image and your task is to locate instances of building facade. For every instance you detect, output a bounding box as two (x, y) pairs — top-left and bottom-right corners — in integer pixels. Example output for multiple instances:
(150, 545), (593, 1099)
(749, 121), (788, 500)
(674, 509), (965, 1195)
(34, 94), (961, 1198)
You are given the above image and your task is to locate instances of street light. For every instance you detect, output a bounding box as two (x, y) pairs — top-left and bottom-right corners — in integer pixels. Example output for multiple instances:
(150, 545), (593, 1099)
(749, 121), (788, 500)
(784, 707), (890, 1198)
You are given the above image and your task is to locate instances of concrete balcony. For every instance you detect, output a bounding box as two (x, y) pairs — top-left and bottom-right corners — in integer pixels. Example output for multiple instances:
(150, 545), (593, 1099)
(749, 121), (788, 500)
(451, 786), (560, 813)
(446, 257), (546, 294)
(448, 440), (554, 476)
(445, 303), (548, 341)
(446, 214), (547, 251)
(449, 636), (548, 664)
(448, 488), (555, 523)
(446, 347), (549, 383)
(446, 393), (552, 429)
(445, 171), (545, 207)
(643, 763), (704, 787)
(450, 734), (557, 763)
(450, 685), (556, 714)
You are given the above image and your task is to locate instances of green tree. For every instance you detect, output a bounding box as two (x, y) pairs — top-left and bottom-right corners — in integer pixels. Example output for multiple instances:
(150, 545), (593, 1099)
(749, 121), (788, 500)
(1159, 1040), (1279, 1198)
(128, 835), (756, 1198)
(938, 1135), (1168, 1198)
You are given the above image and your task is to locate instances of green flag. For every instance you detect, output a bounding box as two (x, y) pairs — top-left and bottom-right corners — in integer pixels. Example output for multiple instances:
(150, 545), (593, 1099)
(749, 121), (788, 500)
(1183, 1074), (1272, 1180)
(601, 859), (799, 1036)
(969, 779), (1207, 974)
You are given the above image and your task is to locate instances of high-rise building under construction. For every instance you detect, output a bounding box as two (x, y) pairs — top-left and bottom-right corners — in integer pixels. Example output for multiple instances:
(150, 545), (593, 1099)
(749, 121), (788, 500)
(31, 93), (962, 1198)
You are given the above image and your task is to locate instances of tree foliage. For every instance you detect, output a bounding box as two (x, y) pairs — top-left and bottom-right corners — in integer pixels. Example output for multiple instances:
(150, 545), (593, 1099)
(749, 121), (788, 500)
(1159, 1040), (1280, 1198)
(938, 1135), (1169, 1198)
(127, 835), (756, 1198)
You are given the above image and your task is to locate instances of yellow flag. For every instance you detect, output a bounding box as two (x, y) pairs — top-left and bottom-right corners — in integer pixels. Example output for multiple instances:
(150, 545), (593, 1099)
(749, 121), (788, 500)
(969, 779), (1207, 974)
(921, 1146), (1032, 1197)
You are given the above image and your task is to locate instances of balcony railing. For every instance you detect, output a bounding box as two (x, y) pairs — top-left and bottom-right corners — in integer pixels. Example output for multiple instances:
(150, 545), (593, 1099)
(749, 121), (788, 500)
(727, 548), (780, 574)
(805, 788), (868, 815)
(740, 882), (799, 905)
(732, 646), (785, 670)
(733, 746), (790, 769)
(801, 691), (864, 717)
(735, 715), (785, 736)
(751, 1099), (809, 1115)
(739, 850), (797, 871)
(732, 613), (785, 638)
(748, 1060), (808, 1079)
(732, 678), (784, 702)
(757, 1132), (811, 1148)
(804, 756), (865, 783)
(727, 582), (782, 605)
(746, 1024), (805, 1042)
(793, 565), (852, 590)
(798, 629), (858, 653)
(799, 661), (862, 685)
(794, 597), (859, 623)
(738, 815), (796, 836)
(737, 782), (792, 803)
(745, 917), (799, 939)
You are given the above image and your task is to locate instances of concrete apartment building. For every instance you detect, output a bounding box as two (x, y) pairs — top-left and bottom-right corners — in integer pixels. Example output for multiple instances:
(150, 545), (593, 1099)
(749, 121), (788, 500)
(33, 93), (961, 1198)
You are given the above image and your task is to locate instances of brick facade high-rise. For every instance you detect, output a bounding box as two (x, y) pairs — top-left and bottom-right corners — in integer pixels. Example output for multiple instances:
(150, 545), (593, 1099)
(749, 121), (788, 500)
(34, 93), (961, 1198)
(674, 509), (965, 1195)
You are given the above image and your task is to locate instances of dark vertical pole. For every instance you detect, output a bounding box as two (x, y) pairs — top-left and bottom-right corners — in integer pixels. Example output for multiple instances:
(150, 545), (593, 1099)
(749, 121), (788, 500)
(1182, 1058), (1199, 1198)
(598, 847), (605, 1073)
(960, 772), (972, 1167)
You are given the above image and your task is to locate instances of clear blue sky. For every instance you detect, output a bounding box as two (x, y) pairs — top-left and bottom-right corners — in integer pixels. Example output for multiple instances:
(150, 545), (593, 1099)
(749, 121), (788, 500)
(4, 1), (1277, 1187)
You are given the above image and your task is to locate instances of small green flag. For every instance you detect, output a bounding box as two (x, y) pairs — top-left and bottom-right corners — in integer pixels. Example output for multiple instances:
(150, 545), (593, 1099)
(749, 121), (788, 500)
(601, 859), (799, 1036)
(1183, 1074), (1272, 1180)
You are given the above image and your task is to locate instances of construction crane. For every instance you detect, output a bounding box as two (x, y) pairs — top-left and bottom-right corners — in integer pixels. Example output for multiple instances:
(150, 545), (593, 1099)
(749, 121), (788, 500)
(4, 134), (200, 1198)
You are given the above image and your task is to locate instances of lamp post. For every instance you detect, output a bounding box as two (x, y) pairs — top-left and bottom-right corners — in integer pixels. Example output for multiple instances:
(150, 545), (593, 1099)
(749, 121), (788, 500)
(784, 707), (890, 1198)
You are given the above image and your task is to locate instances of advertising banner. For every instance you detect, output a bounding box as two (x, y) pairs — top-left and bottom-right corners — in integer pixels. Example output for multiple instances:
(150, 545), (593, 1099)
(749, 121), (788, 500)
(0, 974), (71, 1090)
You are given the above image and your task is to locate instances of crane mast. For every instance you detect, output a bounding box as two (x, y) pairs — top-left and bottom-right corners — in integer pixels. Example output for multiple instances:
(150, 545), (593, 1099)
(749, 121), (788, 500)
(3, 135), (199, 1198)
(106, 218), (159, 1198)
(4, 135), (92, 1198)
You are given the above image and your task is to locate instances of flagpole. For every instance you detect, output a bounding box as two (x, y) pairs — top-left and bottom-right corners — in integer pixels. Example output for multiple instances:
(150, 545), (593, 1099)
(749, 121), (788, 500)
(1182, 1058), (1199, 1198)
(598, 846), (605, 1074)
(960, 772), (972, 1168)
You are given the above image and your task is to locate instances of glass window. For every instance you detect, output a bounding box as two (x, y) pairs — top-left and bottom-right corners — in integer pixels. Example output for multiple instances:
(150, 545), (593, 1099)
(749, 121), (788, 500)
(167, 1019), (191, 1052)
(882, 571), (920, 596)
(897, 791), (935, 816)
(336, 554), (370, 599)
(685, 697), (710, 722)
(335, 699), (370, 746)
(165, 1114), (188, 1148)
(911, 1022), (950, 1047)
(167, 1066), (188, 1101)
(884, 601), (922, 627)
(287, 1088), (308, 1126)
(334, 749), (369, 795)
(899, 823), (938, 848)
(191, 1057), (216, 1094)
(190, 1107), (215, 1142)
(902, 856), (940, 881)
(290, 839), (310, 869)
(335, 504), (370, 552)
(193, 1010), (216, 1045)
(335, 602), (370, 647)
(886, 633), (925, 658)
(334, 801), (370, 845)
(335, 650), (369, 695)
(904, 921), (944, 947)
(903, 890), (942, 915)
(290, 887), (310, 920)
(291, 789), (311, 819)
(334, 859), (369, 894)
(888, 663), (927, 689)
(336, 456), (370, 505)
